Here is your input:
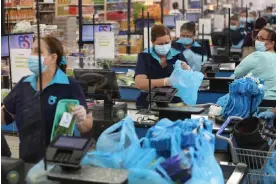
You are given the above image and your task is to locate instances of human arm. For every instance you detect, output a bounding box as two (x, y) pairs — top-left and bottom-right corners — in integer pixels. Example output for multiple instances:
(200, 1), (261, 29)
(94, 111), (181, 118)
(234, 52), (258, 78)
(71, 81), (93, 133)
(135, 75), (170, 91)
(258, 107), (276, 120)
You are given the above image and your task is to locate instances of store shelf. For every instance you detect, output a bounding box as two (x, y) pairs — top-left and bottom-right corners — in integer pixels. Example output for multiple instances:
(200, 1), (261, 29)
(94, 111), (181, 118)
(39, 10), (55, 13)
(5, 6), (33, 9)
(39, 2), (55, 4)
(106, 1), (127, 4)
(106, 10), (127, 12)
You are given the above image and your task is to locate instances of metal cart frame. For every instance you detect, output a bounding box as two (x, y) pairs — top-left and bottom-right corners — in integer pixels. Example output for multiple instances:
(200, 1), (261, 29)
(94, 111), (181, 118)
(217, 116), (276, 184)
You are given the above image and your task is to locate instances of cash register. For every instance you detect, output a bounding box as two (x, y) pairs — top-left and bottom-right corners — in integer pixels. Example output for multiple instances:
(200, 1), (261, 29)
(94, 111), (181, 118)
(74, 69), (127, 140)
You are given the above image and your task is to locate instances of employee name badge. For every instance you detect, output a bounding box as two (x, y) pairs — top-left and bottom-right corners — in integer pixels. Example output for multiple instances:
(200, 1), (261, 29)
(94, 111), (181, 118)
(59, 112), (73, 128)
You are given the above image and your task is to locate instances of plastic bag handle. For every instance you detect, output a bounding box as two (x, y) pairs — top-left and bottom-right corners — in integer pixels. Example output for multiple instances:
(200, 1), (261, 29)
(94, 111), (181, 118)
(216, 116), (243, 136)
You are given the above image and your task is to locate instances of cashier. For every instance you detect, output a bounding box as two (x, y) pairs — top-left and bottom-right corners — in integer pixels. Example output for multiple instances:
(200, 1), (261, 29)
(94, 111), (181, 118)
(1, 36), (93, 163)
(234, 28), (276, 100)
(172, 22), (207, 72)
(135, 24), (190, 109)
(223, 15), (247, 49)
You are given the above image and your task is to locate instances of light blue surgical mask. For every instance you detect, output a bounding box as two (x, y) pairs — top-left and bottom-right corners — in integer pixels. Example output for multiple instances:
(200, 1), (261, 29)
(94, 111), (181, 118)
(154, 43), (171, 56)
(179, 37), (194, 45)
(230, 25), (238, 30)
(240, 17), (247, 23)
(28, 55), (47, 75)
(247, 17), (255, 23)
(255, 40), (267, 52)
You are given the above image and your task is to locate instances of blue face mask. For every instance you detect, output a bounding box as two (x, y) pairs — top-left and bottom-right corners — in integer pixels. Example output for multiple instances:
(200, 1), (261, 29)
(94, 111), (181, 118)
(28, 55), (47, 75)
(240, 17), (247, 23)
(247, 17), (255, 23)
(230, 25), (238, 30)
(154, 43), (171, 56)
(255, 40), (267, 52)
(179, 37), (194, 45)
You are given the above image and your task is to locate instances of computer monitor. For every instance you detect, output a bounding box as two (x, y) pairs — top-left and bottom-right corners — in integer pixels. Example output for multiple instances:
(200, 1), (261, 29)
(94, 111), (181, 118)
(211, 32), (229, 47)
(135, 18), (155, 32)
(1, 33), (33, 57)
(163, 15), (176, 29)
(73, 69), (120, 100)
(195, 39), (212, 59)
(81, 24), (112, 43)
(186, 13), (201, 22)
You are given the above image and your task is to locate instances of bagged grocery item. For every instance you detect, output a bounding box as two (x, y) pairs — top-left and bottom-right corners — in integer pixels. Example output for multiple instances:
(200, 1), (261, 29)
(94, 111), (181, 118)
(216, 74), (264, 118)
(50, 99), (79, 141)
(96, 116), (139, 153)
(169, 60), (204, 105)
(26, 160), (57, 184)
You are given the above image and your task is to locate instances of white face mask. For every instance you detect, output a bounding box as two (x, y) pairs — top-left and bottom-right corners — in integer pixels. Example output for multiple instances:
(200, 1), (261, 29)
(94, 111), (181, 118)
(154, 43), (171, 56)
(255, 40), (267, 52)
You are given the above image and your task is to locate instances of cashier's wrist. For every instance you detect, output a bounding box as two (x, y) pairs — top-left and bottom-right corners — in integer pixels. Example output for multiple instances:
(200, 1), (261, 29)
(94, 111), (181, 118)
(164, 78), (170, 87)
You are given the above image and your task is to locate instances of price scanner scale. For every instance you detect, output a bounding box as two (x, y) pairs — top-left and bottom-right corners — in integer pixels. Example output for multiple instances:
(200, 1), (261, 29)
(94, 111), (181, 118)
(46, 135), (128, 184)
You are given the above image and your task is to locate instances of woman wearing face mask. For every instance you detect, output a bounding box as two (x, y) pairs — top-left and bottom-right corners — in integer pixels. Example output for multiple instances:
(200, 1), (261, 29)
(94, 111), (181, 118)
(172, 22), (207, 72)
(135, 24), (190, 109)
(234, 28), (276, 100)
(223, 15), (247, 49)
(242, 17), (267, 58)
(1, 36), (93, 163)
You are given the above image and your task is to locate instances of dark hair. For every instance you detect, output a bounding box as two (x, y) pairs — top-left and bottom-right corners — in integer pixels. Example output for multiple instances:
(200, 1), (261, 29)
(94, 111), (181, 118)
(254, 17), (267, 29)
(267, 7), (273, 12)
(151, 24), (171, 42)
(172, 2), (179, 10)
(262, 28), (276, 51)
(230, 14), (239, 21)
(240, 9), (247, 15)
(41, 36), (67, 73)
(180, 22), (196, 35)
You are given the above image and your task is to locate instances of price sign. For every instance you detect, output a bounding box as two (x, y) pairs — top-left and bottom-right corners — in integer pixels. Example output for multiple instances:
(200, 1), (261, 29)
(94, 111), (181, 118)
(98, 25), (110, 32)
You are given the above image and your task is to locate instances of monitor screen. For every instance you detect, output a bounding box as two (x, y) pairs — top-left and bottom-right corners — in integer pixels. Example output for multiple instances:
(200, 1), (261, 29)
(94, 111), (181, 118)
(186, 13), (201, 22)
(82, 24), (111, 42)
(73, 69), (120, 100)
(54, 137), (88, 150)
(1, 33), (33, 57)
(163, 15), (176, 28)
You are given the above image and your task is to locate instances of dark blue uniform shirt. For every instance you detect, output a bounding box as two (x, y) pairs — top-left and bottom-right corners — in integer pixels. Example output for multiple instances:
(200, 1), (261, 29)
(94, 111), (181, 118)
(3, 69), (87, 163)
(135, 47), (187, 109)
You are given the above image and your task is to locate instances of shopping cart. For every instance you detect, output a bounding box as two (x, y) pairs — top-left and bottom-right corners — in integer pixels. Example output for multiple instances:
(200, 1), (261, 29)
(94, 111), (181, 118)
(216, 116), (276, 184)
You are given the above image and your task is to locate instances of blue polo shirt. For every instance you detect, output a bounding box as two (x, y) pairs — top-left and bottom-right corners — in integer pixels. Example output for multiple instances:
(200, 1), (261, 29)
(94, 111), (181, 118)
(135, 47), (187, 109)
(3, 69), (87, 163)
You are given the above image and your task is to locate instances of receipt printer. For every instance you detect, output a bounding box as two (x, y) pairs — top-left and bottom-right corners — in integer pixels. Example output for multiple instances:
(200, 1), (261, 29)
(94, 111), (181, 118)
(46, 136), (94, 169)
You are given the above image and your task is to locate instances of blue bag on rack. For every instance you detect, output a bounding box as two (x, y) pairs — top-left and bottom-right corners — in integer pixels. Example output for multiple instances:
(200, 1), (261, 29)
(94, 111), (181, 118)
(96, 116), (139, 153)
(81, 151), (123, 168)
(169, 60), (204, 105)
(216, 76), (265, 118)
(186, 134), (224, 184)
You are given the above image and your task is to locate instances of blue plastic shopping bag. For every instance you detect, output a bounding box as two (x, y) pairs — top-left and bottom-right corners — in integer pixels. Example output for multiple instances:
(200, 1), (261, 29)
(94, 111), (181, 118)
(128, 169), (172, 184)
(96, 116), (139, 153)
(169, 60), (204, 105)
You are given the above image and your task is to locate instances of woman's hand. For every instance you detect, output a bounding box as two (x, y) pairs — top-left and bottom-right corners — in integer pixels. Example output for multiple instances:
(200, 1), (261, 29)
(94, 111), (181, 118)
(71, 105), (87, 124)
(181, 62), (191, 70)
(164, 78), (171, 86)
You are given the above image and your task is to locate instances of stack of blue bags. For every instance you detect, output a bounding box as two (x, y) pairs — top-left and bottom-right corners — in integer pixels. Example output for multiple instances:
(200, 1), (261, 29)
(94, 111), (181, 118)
(216, 76), (265, 118)
(81, 117), (224, 184)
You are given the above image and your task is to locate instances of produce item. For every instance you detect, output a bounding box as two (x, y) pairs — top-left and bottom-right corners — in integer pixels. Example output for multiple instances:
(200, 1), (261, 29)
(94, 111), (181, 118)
(50, 99), (79, 141)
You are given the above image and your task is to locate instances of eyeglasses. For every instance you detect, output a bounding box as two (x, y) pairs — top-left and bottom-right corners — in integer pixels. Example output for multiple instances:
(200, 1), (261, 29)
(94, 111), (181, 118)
(255, 36), (271, 42)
